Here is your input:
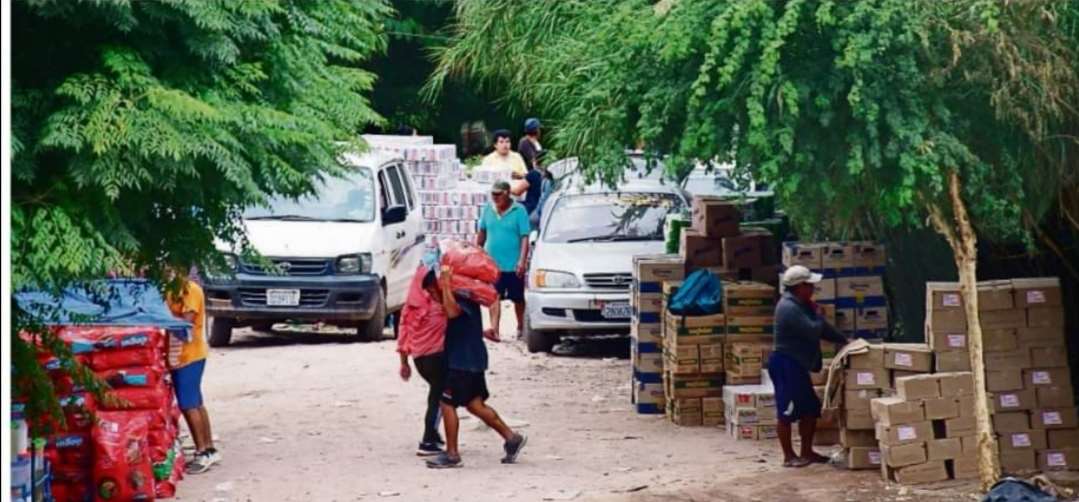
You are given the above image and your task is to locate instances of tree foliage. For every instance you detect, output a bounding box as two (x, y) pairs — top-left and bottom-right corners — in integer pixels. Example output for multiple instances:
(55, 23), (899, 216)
(12, 0), (391, 424)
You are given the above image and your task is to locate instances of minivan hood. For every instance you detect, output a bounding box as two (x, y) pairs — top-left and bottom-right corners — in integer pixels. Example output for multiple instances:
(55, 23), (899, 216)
(228, 219), (380, 258)
(533, 240), (666, 275)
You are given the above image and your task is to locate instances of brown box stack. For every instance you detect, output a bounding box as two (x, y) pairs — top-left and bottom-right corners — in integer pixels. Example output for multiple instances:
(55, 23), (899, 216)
(685, 196), (778, 282)
(661, 282), (726, 427)
(841, 342), (888, 469)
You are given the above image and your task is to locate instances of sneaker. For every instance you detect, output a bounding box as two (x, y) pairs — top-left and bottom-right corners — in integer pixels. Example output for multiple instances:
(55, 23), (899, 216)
(501, 434), (527, 464)
(186, 449), (221, 474)
(416, 442), (444, 456)
(426, 452), (462, 469)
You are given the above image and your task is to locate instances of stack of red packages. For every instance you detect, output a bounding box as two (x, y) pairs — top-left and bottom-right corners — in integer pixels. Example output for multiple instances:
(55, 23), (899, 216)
(439, 240), (500, 306)
(34, 326), (186, 501)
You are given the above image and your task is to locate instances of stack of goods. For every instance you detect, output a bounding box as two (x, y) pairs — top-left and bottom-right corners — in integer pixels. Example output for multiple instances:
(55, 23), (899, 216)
(724, 385), (778, 440)
(724, 281), (776, 386)
(841, 344), (889, 470)
(32, 326), (185, 501)
(685, 197), (780, 286)
(662, 279), (725, 426)
(782, 242), (888, 339)
(630, 255), (684, 414)
(11, 405), (51, 502)
(872, 372), (979, 484)
(929, 278), (1077, 473)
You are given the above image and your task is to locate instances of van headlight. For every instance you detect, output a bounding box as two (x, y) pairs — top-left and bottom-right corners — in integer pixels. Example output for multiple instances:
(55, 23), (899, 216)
(532, 269), (580, 289)
(336, 253), (372, 275)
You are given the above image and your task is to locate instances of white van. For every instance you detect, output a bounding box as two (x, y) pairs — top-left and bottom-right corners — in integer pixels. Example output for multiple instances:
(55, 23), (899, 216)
(202, 149), (425, 346)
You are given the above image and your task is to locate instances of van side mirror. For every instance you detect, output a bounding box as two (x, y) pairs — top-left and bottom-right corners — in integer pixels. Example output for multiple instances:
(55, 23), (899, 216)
(382, 205), (407, 226)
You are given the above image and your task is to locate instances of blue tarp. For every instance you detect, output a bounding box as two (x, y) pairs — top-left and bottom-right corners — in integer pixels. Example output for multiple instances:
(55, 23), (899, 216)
(15, 279), (192, 341)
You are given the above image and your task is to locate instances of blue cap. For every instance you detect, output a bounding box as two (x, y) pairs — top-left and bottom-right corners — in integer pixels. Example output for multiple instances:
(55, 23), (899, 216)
(524, 118), (541, 133)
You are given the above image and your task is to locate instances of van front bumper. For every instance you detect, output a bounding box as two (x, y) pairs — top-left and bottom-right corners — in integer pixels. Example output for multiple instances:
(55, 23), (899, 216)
(524, 289), (632, 334)
(203, 273), (381, 323)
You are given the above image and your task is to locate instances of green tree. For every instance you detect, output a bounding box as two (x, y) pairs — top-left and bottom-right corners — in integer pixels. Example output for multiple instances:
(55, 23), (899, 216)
(12, 0), (391, 426)
(432, 0), (1079, 489)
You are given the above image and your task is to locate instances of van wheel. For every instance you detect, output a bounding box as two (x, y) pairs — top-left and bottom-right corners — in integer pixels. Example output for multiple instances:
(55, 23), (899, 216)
(356, 289), (386, 342)
(524, 315), (558, 353)
(209, 317), (234, 347)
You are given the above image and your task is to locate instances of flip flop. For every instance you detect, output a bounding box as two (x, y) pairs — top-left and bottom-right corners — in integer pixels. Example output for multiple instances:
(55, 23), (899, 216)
(783, 458), (812, 468)
(804, 453), (830, 464)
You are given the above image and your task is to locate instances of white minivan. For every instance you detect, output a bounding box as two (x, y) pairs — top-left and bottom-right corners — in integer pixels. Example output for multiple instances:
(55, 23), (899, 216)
(202, 149), (425, 346)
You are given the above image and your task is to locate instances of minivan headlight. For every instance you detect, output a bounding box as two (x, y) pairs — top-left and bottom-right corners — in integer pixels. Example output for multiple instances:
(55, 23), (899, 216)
(533, 269), (580, 289)
(336, 253), (372, 275)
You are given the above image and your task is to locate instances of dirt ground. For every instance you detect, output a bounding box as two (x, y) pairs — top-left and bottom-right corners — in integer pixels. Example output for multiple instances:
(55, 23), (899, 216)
(177, 307), (981, 502)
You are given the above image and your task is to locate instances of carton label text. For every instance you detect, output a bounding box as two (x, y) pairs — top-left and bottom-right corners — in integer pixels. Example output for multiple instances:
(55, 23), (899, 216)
(1012, 434), (1031, 447)
(1034, 371), (1052, 385)
(898, 425), (917, 441)
(1000, 394), (1020, 408)
(869, 451), (882, 465)
(1027, 291), (1046, 304)
(947, 334), (966, 348)
(943, 294), (961, 307)
(857, 372), (875, 386)
(894, 353), (913, 367)
(1048, 452), (1067, 467)
(1045, 411), (1063, 425)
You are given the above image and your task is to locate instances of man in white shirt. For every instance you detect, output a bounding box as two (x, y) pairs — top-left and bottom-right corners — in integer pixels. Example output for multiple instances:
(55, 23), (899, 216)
(481, 129), (527, 178)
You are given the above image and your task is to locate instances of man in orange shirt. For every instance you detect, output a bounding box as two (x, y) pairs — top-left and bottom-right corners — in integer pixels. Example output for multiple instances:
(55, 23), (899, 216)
(167, 274), (220, 474)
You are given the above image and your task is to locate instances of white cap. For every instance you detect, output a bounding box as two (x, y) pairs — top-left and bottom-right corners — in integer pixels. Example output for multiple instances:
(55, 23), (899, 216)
(781, 265), (823, 287)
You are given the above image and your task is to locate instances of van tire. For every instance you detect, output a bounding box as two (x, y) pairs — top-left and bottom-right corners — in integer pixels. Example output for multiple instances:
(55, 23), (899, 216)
(356, 289), (386, 342)
(524, 315), (557, 353)
(209, 317), (234, 347)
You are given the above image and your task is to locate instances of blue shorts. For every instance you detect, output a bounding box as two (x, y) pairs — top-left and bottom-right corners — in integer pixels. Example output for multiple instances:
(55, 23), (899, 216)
(171, 359), (206, 411)
(767, 352), (821, 424)
(495, 272), (525, 303)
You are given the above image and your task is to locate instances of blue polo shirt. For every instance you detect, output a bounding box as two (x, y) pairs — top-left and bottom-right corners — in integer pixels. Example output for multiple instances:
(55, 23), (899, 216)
(478, 202), (530, 272)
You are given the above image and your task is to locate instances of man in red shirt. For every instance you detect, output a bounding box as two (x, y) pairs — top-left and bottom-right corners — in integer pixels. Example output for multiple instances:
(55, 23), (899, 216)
(397, 264), (449, 456)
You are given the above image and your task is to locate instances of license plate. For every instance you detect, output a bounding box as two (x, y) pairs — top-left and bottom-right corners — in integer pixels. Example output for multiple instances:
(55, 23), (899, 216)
(266, 289), (300, 306)
(600, 301), (632, 319)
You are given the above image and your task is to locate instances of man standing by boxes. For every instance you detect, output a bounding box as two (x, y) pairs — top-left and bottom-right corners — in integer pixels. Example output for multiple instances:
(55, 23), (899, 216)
(770, 265), (848, 467)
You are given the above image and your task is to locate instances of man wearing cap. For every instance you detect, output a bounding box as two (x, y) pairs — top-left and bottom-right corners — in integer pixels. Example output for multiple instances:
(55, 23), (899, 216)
(770, 265), (848, 468)
(477, 181), (531, 339)
(516, 119), (546, 220)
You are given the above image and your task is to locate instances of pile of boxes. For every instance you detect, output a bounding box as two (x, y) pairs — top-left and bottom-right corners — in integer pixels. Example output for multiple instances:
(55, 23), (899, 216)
(630, 255), (685, 414)
(928, 277), (1076, 473)
(724, 385), (778, 440)
(684, 197), (780, 285)
(782, 242), (888, 339)
(662, 281), (726, 426)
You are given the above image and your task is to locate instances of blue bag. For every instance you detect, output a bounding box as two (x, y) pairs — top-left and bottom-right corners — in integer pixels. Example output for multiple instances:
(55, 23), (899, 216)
(667, 269), (724, 316)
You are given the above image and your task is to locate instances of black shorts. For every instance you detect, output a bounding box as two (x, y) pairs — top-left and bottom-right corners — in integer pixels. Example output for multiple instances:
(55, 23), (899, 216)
(495, 272), (525, 303)
(441, 369), (490, 407)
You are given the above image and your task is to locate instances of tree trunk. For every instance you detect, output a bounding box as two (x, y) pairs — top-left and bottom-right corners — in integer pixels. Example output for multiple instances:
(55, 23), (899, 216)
(927, 172), (1000, 491)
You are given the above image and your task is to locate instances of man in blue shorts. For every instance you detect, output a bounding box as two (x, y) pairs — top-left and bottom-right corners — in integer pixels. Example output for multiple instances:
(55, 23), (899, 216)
(769, 265), (847, 467)
(477, 180), (531, 340)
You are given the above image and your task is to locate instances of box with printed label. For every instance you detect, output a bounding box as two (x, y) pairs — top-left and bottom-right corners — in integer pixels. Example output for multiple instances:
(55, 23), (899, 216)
(882, 443), (928, 467)
(822, 242), (856, 269)
(782, 242), (824, 269)
(692, 197), (741, 238)
(999, 430), (1047, 451)
(634, 382), (665, 407)
(725, 406), (759, 425)
(884, 344), (933, 372)
(994, 390), (1037, 412)
(837, 276), (885, 299)
(1027, 307), (1065, 329)
(876, 421), (933, 446)
(836, 308), (856, 332)
(723, 281), (777, 316)
(722, 233), (765, 270)
(977, 280), (1015, 311)
(924, 397), (960, 420)
(666, 374), (724, 399)
(1038, 448), (1079, 471)
(895, 374), (940, 401)
(1032, 408), (1079, 430)
(813, 278), (836, 301)
(980, 309), (1027, 329)
(928, 328), (968, 352)
(927, 438), (963, 461)
(848, 345), (885, 369)
(664, 346), (700, 374)
(871, 397), (925, 426)
(680, 229), (724, 269)
(985, 351), (1032, 370)
(634, 350), (664, 374)
(1036, 386), (1075, 409)
(723, 385), (760, 409)
(1000, 449), (1038, 472)
(883, 460), (949, 485)
(697, 343), (724, 374)
(987, 369), (1024, 392)
(1028, 346), (1069, 368)
(635, 293), (665, 315)
(938, 372), (975, 397)
(852, 241), (887, 268)
(634, 255), (686, 286)
(631, 321), (663, 344)
(848, 447), (883, 470)
(927, 282), (964, 310)
(935, 351), (972, 372)
(1048, 429), (1079, 449)
(664, 314), (725, 346)
(843, 409), (876, 430)
(725, 315), (774, 335)
(1025, 368), (1070, 388)
(983, 329), (1019, 352)
(846, 368), (889, 391)
(993, 412), (1031, 433)
(945, 416), (977, 438)
(725, 343), (764, 377)
(855, 307), (889, 331)
(1012, 277), (1062, 308)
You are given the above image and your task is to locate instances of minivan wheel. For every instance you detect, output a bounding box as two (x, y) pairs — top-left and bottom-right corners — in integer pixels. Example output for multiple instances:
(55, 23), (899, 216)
(356, 289), (387, 342)
(524, 315), (558, 353)
(208, 317), (235, 347)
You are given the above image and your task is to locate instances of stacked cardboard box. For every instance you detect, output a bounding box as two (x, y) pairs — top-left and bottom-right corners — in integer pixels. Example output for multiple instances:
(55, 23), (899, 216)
(783, 241), (888, 339)
(630, 255), (685, 414)
(662, 281), (726, 426)
(685, 197), (780, 285)
(724, 385), (778, 440)
(724, 281), (776, 386)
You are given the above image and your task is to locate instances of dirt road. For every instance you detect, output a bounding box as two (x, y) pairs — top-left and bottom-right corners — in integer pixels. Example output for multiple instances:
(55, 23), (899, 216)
(178, 316), (979, 502)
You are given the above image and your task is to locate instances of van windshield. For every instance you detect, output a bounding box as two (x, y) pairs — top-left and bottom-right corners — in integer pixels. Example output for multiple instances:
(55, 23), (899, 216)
(544, 192), (681, 243)
(244, 168), (376, 222)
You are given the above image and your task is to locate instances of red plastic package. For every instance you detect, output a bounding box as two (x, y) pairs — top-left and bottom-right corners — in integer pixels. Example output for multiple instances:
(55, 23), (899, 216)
(101, 385), (170, 411)
(92, 411), (154, 501)
(440, 240), (499, 283)
(98, 367), (163, 388)
(52, 480), (93, 502)
(89, 348), (159, 372)
(450, 274), (499, 306)
(47, 433), (93, 469)
(397, 265), (448, 356)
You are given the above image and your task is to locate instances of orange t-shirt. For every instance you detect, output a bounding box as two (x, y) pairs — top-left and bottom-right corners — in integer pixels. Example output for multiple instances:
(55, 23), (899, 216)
(168, 281), (209, 366)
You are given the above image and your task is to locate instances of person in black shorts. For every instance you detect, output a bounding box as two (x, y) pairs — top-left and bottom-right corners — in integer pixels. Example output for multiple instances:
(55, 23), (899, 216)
(426, 267), (527, 469)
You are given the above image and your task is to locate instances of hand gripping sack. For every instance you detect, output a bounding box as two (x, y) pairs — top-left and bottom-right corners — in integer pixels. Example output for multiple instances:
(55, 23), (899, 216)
(667, 269), (724, 316)
(440, 240), (499, 284)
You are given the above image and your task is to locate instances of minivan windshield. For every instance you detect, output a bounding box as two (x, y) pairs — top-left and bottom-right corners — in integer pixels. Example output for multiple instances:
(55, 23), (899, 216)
(544, 192), (682, 243)
(244, 168), (376, 222)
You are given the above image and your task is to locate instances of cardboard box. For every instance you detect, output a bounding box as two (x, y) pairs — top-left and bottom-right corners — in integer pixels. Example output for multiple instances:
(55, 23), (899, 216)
(634, 292), (665, 314)
(837, 276), (886, 299)
(891, 370), (922, 388)
(951, 455), (979, 480)
(1032, 408), (1079, 430)
(980, 309), (1027, 330)
(723, 281), (777, 316)
(1036, 386), (1075, 408)
(993, 412), (1031, 433)
(1012, 277), (1062, 307)
(938, 372), (975, 397)
(1038, 448), (1079, 471)
(1029, 346), (1069, 368)
(883, 443), (928, 467)
(935, 350), (972, 372)
(884, 460), (949, 485)
(999, 430), (1047, 451)
(977, 280), (1015, 311)
(924, 397), (960, 420)
(691, 197), (741, 238)
(724, 386), (760, 408)
(957, 395), (976, 418)
(928, 328), (968, 352)
(1025, 368), (1071, 388)
(846, 368), (889, 391)
(722, 234), (764, 270)
(927, 282), (964, 310)
(945, 416), (977, 438)
(726, 406), (759, 425)
(848, 345), (885, 369)
(664, 312), (725, 346)
(876, 421), (933, 446)
(782, 242), (824, 269)
(993, 389), (1037, 412)
(698, 343), (724, 374)
(680, 229), (724, 268)
(929, 309), (967, 332)
(634, 255), (686, 284)
(812, 278), (837, 302)
(856, 307), (889, 331)
(884, 344), (934, 372)
(666, 374), (724, 398)
(895, 374), (941, 401)
(845, 389), (883, 412)
(725, 343), (764, 377)
(725, 315), (774, 335)
(987, 369), (1024, 392)
(843, 409), (876, 430)
(983, 329), (1019, 352)
(927, 438), (963, 461)
(1027, 307), (1065, 329)
(1048, 429), (1079, 450)
(665, 346), (700, 374)
(634, 351), (664, 374)
(841, 428), (879, 448)
(634, 382), (665, 406)
(1019, 327), (1066, 346)
(960, 436), (980, 455)
(822, 243), (855, 269)
(631, 322), (663, 344)
(984, 351), (1032, 370)
(1000, 449), (1037, 473)
(872, 397), (925, 426)
(836, 308), (856, 332)
(852, 241), (887, 268)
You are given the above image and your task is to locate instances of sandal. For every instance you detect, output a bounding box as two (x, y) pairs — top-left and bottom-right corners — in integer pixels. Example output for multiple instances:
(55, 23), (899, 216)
(803, 453), (830, 464)
(782, 457), (811, 468)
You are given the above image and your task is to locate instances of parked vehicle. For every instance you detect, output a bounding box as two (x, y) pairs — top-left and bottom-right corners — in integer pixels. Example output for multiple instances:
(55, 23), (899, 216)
(202, 149), (425, 346)
(523, 162), (689, 353)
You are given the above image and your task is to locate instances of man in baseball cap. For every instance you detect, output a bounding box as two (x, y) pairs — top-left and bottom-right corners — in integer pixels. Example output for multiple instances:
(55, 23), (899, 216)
(769, 265), (847, 467)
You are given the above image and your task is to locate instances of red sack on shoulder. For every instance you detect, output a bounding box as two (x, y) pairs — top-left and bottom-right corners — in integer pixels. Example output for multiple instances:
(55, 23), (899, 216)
(440, 240), (499, 284)
(450, 274), (499, 307)
(92, 411), (154, 501)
